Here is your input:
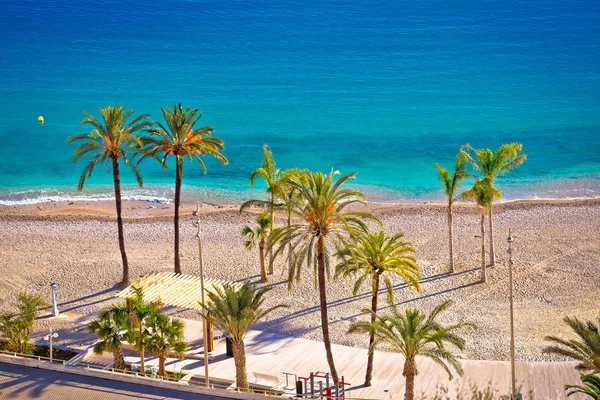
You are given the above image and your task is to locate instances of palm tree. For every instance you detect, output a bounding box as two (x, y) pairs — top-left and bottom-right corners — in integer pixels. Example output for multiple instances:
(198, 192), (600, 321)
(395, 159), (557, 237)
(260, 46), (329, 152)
(565, 374), (600, 399)
(348, 300), (474, 400)
(435, 153), (470, 273)
(462, 178), (501, 283)
(247, 144), (282, 274)
(200, 282), (286, 389)
(240, 168), (308, 274)
(125, 287), (157, 374)
(88, 305), (131, 370)
(67, 106), (150, 285)
(543, 315), (600, 374)
(141, 104), (228, 274)
(335, 227), (421, 387)
(241, 213), (273, 283)
(146, 312), (187, 377)
(267, 170), (376, 383)
(461, 143), (527, 266)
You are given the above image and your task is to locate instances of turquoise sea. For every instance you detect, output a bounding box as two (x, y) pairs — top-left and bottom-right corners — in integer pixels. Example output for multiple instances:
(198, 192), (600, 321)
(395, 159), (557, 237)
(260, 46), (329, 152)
(1, 0), (599, 204)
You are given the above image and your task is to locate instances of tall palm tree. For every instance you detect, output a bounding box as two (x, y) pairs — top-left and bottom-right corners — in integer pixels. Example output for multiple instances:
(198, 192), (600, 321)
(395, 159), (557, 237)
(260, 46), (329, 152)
(146, 312), (187, 377)
(462, 178), (501, 283)
(247, 144), (282, 274)
(348, 300), (474, 400)
(461, 143), (527, 266)
(67, 106), (150, 285)
(335, 228), (421, 387)
(200, 282), (286, 389)
(241, 213), (273, 283)
(88, 305), (131, 370)
(435, 152), (470, 273)
(566, 374), (600, 399)
(141, 104), (228, 274)
(125, 287), (157, 374)
(267, 170), (376, 383)
(543, 315), (600, 374)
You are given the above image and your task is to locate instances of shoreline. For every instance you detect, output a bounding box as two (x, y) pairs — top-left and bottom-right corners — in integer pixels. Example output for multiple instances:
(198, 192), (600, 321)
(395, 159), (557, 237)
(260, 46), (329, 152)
(1, 197), (600, 221)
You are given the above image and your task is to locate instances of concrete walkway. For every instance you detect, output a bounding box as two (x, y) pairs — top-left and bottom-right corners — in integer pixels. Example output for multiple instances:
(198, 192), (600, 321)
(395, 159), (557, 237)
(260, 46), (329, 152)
(76, 317), (586, 399)
(0, 362), (217, 400)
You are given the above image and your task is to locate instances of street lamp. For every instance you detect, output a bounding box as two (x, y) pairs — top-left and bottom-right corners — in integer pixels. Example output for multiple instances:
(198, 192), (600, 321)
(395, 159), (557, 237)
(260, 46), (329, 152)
(507, 230), (520, 400)
(44, 327), (59, 362)
(193, 202), (210, 388)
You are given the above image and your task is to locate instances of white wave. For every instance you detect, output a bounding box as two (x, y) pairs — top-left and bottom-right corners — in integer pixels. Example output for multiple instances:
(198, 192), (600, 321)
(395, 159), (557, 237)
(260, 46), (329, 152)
(0, 192), (171, 206)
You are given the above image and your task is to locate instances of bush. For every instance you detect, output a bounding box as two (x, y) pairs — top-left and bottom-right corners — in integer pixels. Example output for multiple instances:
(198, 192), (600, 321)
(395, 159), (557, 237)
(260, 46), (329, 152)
(419, 382), (534, 400)
(0, 292), (47, 354)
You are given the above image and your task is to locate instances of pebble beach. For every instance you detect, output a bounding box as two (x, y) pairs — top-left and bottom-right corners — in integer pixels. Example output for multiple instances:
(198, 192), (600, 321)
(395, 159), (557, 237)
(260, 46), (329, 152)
(1, 199), (599, 363)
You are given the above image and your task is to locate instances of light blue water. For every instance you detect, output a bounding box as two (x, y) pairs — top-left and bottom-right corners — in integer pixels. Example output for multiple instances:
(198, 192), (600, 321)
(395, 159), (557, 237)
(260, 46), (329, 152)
(1, 0), (599, 204)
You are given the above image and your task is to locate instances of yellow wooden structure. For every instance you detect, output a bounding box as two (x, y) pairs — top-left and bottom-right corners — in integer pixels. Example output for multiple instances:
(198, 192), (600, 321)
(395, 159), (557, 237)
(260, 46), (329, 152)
(117, 272), (242, 352)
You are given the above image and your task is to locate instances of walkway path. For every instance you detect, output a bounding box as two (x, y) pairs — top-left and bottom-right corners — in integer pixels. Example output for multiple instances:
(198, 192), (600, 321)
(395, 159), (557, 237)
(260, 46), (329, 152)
(0, 362), (216, 400)
(79, 317), (585, 399)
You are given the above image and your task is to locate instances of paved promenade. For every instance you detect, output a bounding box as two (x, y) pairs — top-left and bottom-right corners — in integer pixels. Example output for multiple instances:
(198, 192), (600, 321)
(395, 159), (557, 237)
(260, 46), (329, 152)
(0, 363), (216, 400)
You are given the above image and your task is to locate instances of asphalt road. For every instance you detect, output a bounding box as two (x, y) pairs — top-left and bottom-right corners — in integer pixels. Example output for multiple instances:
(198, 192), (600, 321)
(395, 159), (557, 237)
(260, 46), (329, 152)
(0, 363), (222, 400)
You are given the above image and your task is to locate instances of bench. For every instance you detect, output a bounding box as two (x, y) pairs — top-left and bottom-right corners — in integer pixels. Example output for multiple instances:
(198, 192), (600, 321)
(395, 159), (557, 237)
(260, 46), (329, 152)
(252, 372), (284, 389)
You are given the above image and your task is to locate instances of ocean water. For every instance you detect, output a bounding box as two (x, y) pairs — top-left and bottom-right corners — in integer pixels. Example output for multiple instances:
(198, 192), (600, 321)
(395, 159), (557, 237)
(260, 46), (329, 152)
(1, 0), (599, 204)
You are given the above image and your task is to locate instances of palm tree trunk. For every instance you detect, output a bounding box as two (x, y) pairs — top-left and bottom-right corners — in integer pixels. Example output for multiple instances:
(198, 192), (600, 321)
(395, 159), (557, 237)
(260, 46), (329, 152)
(480, 213), (486, 283)
(448, 204), (454, 273)
(403, 359), (417, 400)
(174, 157), (183, 274)
(259, 239), (268, 282)
(232, 341), (249, 389)
(139, 324), (145, 374)
(140, 344), (145, 374)
(488, 205), (495, 266)
(269, 192), (274, 274)
(112, 157), (129, 285)
(317, 235), (339, 383)
(364, 274), (380, 387)
(287, 210), (293, 273)
(158, 354), (165, 377)
(113, 347), (125, 370)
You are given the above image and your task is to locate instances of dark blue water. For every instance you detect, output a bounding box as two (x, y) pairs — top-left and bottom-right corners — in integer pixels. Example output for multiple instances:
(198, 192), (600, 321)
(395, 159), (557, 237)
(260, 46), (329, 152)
(1, 0), (599, 204)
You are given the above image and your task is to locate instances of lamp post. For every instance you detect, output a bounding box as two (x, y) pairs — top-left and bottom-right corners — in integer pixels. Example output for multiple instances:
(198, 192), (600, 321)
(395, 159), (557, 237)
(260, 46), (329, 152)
(507, 230), (519, 399)
(193, 202), (210, 388)
(44, 328), (59, 362)
(50, 282), (59, 317)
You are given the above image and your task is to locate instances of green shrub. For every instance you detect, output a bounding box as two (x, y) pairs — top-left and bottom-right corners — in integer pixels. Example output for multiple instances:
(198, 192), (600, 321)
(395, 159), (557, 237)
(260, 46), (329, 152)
(0, 292), (47, 354)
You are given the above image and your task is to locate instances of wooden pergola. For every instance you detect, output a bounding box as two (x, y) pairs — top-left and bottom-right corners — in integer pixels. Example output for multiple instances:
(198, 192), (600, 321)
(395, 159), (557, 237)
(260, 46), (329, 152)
(117, 272), (242, 351)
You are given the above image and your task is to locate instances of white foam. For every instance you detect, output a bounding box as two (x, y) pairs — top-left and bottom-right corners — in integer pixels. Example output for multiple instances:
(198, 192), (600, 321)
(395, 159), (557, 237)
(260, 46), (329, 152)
(0, 192), (170, 206)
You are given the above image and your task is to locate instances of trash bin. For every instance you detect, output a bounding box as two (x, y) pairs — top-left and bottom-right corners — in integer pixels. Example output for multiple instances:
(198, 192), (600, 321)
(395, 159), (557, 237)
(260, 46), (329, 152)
(226, 335), (234, 357)
(296, 380), (303, 397)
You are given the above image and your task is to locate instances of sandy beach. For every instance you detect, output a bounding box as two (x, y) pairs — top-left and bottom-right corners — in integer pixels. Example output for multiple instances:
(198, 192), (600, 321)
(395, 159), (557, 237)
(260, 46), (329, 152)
(1, 198), (599, 363)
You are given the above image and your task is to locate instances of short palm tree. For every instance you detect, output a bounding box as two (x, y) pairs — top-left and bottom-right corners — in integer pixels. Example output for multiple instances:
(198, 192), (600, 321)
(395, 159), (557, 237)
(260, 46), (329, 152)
(200, 282), (286, 389)
(461, 143), (526, 266)
(462, 177), (501, 283)
(335, 227), (421, 387)
(543, 315), (600, 374)
(125, 287), (157, 374)
(246, 144), (282, 274)
(435, 152), (470, 273)
(67, 106), (150, 284)
(240, 167), (308, 274)
(566, 374), (600, 399)
(146, 312), (187, 377)
(88, 305), (131, 370)
(141, 104), (228, 274)
(267, 170), (376, 383)
(348, 300), (474, 400)
(241, 213), (273, 283)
